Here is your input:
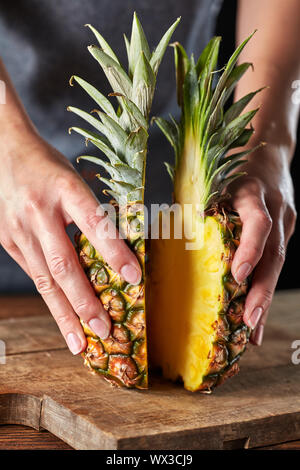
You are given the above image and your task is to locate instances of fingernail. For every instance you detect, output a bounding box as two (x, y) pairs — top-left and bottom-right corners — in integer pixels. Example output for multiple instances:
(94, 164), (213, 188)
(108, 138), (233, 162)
(66, 332), (83, 355)
(89, 317), (110, 339)
(248, 307), (263, 330)
(234, 262), (252, 284)
(120, 264), (141, 285)
(253, 324), (264, 346)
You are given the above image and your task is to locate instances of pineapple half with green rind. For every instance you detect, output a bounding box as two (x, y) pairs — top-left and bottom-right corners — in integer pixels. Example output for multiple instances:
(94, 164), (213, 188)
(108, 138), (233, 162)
(149, 33), (263, 392)
(68, 13), (180, 388)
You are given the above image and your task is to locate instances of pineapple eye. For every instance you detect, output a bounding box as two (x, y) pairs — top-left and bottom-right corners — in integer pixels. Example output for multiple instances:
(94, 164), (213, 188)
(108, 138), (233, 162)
(124, 284), (143, 299)
(101, 324), (132, 355)
(125, 309), (145, 341)
(85, 337), (109, 370)
(128, 217), (144, 238)
(132, 339), (147, 373)
(108, 355), (140, 386)
(100, 288), (126, 322)
(208, 343), (228, 374)
(133, 338), (146, 356)
(133, 238), (146, 264)
(123, 283), (144, 309)
(228, 327), (249, 360)
(97, 267), (109, 285)
(82, 241), (96, 258)
(227, 298), (245, 328)
(134, 238), (145, 255)
(112, 323), (131, 343)
(89, 262), (109, 286)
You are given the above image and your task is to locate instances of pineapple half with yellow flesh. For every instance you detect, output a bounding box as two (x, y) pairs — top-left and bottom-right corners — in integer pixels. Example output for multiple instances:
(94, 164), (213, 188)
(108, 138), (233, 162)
(149, 33), (263, 392)
(68, 13), (180, 388)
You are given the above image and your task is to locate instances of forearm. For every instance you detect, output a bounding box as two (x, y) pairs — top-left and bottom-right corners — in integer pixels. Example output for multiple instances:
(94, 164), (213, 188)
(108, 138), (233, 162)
(235, 0), (300, 160)
(0, 59), (36, 140)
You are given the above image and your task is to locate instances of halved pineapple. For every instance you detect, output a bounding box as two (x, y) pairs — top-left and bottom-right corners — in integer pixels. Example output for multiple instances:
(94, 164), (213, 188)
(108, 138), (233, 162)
(150, 33), (261, 392)
(149, 213), (249, 392)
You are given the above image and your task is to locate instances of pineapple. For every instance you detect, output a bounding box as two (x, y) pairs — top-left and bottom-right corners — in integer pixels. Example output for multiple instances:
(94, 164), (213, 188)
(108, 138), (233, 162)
(68, 13), (180, 388)
(149, 33), (263, 392)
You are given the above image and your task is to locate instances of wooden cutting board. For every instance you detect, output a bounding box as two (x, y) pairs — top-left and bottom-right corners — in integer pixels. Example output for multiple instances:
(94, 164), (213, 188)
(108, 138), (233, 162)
(0, 291), (300, 450)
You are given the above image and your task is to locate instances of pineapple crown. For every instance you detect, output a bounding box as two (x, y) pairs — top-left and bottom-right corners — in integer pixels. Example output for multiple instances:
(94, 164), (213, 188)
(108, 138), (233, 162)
(68, 13), (180, 204)
(155, 32), (264, 210)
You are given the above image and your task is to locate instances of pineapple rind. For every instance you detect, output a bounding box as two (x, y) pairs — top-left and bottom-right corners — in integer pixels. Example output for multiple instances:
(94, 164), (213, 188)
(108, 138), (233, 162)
(78, 231), (148, 388)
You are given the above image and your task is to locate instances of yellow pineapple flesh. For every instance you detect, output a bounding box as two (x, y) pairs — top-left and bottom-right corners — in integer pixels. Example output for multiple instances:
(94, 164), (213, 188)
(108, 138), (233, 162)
(149, 212), (249, 392)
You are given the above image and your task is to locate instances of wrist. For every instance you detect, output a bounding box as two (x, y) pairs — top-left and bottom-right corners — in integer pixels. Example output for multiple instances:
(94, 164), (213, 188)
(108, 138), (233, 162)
(240, 141), (294, 191)
(2, 107), (37, 137)
(234, 59), (299, 160)
(0, 113), (40, 156)
(250, 117), (296, 158)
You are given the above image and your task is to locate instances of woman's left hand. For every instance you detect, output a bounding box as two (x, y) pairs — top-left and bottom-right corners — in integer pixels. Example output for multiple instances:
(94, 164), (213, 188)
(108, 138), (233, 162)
(228, 142), (297, 345)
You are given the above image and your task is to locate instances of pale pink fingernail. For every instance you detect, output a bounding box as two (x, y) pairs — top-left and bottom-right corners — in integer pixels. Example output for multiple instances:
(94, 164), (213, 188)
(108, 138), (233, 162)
(89, 317), (110, 339)
(248, 307), (263, 330)
(121, 264), (141, 285)
(253, 324), (264, 346)
(66, 332), (82, 355)
(234, 262), (252, 284)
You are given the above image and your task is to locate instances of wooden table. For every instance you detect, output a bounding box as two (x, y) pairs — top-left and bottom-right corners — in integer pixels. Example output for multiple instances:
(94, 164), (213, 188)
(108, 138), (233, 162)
(0, 296), (71, 450)
(0, 291), (299, 450)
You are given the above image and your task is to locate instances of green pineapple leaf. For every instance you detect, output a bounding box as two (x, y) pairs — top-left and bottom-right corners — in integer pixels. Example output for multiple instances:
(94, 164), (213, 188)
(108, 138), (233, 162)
(69, 14), (179, 204)
(150, 17), (181, 75)
(70, 76), (116, 118)
(172, 42), (189, 106)
(128, 12), (151, 78)
(155, 31), (261, 210)
(67, 106), (105, 134)
(85, 24), (120, 64)
(132, 51), (156, 118)
(88, 46), (133, 97)
(224, 87), (264, 125)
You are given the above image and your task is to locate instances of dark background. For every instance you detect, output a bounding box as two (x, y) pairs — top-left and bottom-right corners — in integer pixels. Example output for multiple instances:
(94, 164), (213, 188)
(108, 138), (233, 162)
(0, 1), (298, 292)
(216, 0), (299, 289)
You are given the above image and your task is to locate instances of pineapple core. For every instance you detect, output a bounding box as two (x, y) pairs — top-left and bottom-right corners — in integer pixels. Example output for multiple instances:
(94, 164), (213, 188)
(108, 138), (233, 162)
(149, 215), (227, 391)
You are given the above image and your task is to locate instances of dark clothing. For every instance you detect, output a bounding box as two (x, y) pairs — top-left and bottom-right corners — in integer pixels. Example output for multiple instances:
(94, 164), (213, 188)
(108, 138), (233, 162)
(0, 0), (223, 292)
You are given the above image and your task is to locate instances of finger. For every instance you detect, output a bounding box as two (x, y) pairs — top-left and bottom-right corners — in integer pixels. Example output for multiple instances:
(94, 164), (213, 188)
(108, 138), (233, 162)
(60, 177), (142, 285)
(250, 308), (269, 346)
(243, 218), (285, 334)
(231, 193), (272, 284)
(32, 211), (111, 339)
(249, 209), (293, 345)
(17, 236), (87, 354)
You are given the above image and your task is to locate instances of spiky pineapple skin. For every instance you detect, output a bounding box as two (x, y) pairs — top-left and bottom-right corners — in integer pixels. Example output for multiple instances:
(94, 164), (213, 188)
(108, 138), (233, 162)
(75, 206), (147, 389)
(148, 206), (251, 393)
(198, 209), (251, 392)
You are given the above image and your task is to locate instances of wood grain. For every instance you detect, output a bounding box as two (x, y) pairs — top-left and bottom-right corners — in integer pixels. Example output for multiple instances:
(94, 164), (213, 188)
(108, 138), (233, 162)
(0, 425), (72, 450)
(0, 295), (50, 318)
(0, 291), (299, 449)
(1, 315), (66, 355)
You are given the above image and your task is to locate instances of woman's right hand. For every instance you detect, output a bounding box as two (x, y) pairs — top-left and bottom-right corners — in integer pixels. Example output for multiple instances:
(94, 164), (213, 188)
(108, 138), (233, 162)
(0, 128), (142, 354)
